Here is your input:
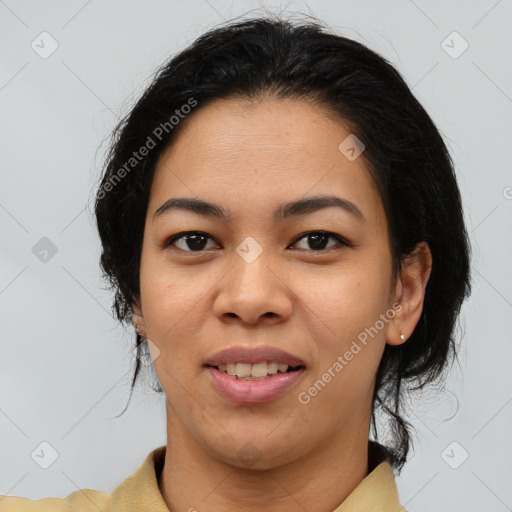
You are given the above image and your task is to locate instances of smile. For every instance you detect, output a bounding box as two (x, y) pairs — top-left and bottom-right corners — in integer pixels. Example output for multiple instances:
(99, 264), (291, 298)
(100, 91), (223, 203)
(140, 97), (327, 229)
(206, 365), (306, 404)
(214, 361), (302, 380)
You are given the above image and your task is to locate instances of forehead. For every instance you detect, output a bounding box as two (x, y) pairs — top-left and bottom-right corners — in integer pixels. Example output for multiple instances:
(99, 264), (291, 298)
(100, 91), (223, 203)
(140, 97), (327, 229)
(162, 96), (355, 159)
(149, 97), (384, 226)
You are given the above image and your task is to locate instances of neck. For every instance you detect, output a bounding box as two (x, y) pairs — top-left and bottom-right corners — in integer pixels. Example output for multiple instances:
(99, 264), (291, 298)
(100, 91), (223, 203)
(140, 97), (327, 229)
(159, 404), (372, 512)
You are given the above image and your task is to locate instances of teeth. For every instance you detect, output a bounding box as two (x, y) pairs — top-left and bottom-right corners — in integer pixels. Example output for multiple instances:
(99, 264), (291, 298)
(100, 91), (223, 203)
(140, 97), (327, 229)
(267, 362), (278, 375)
(235, 363), (252, 378)
(215, 361), (296, 379)
(251, 362), (268, 377)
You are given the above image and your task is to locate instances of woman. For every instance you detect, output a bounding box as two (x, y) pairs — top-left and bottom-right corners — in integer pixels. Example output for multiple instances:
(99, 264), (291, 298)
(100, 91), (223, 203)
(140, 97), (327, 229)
(0, 15), (471, 512)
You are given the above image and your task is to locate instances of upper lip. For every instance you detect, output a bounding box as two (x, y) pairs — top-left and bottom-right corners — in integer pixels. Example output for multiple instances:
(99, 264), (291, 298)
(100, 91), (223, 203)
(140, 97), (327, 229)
(204, 346), (306, 367)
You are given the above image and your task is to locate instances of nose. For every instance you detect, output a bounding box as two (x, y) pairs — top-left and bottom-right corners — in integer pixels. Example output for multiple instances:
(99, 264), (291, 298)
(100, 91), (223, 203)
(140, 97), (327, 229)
(212, 250), (293, 326)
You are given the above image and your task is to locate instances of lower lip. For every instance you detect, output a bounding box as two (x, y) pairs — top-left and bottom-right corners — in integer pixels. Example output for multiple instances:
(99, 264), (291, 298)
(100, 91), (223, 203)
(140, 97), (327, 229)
(206, 366), (306, 405)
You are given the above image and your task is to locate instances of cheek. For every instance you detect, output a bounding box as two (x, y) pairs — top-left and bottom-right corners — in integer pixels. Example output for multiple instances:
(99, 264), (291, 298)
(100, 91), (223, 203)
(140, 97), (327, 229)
(302, 257), (391, 331)
(296, 270), (389, 420)
(139, 254), (206, 358)
(301, 256), (391, 389)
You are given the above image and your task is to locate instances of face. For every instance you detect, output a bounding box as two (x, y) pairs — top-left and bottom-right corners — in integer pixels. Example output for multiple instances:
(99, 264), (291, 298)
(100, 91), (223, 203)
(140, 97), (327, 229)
(136, 97), (401, 469)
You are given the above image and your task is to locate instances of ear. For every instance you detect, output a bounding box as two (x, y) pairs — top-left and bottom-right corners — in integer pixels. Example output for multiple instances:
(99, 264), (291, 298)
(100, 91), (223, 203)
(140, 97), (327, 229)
(132, 297), (146, 336)
(386, 241), (432, 346)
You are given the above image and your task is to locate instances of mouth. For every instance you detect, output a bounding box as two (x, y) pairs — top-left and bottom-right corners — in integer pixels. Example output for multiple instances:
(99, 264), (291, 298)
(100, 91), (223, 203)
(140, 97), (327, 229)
(204, 346), (307, 404)
(206, 361), (305, 380)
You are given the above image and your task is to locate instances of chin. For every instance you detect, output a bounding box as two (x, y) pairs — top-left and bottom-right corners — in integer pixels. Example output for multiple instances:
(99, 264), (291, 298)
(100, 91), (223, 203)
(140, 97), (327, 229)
(205, 431), (307, 471)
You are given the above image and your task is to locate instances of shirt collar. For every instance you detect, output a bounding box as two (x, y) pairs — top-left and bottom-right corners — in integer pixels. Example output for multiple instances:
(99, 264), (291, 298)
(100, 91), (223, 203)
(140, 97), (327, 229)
(333, 441), (405, 511)
(111, 441), (404, 511)
(111, 445), (169, 511)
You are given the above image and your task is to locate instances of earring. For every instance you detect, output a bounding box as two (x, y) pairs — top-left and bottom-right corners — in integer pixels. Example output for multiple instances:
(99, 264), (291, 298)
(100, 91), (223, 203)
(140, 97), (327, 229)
(135, 323), (146, 338)
(400, 332), (405, 341)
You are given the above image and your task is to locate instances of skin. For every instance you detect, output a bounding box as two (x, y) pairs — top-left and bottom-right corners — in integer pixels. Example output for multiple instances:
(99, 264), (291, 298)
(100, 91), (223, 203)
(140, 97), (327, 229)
(132, 96), (432, 512)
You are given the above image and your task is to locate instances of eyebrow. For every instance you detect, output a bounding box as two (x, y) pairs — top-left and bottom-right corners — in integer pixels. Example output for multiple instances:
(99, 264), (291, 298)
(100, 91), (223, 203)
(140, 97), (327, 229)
(153, 194), (364, 223)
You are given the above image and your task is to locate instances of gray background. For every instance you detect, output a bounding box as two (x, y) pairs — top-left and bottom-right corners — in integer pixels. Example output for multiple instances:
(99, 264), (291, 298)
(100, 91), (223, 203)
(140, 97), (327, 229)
(1, 1), (511, 510)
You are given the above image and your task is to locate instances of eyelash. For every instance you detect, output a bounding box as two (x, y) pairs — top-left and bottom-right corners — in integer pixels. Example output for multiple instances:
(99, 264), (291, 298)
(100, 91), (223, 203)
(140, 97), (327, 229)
(163, 230), (352, 253)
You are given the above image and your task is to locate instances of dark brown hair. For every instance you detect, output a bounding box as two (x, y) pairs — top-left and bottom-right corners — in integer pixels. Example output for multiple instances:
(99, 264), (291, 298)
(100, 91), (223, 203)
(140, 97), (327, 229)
(94, 16), (471, 474)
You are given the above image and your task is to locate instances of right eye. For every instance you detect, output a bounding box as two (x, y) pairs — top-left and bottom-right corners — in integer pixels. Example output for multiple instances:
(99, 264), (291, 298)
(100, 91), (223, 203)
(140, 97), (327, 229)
(164, 231), (220, 252)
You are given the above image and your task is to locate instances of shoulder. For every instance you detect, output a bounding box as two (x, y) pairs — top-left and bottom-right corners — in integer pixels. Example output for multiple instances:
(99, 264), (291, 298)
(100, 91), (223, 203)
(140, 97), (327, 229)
(0, 445), (167, 512)
(0, 489), (110, 511)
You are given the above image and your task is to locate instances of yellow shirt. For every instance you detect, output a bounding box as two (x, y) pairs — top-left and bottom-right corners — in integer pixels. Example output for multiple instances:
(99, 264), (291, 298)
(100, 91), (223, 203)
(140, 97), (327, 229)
(0, 442), (406, 511)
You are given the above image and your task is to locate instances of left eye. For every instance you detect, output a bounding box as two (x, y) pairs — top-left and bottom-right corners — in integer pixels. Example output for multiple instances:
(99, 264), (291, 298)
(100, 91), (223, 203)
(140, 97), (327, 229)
(290, 231), (348, 251)
(164, 231), (348, 252)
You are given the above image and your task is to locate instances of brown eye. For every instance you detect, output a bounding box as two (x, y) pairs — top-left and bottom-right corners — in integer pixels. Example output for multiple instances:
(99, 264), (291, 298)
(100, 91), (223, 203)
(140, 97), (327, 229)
(165, 231), (218, 252)
(164, 230), (350, 253)
(290, 231), (350, 251)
